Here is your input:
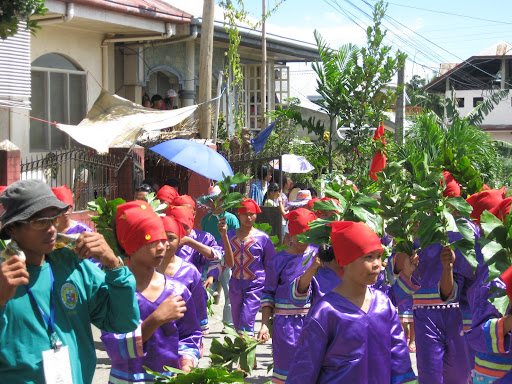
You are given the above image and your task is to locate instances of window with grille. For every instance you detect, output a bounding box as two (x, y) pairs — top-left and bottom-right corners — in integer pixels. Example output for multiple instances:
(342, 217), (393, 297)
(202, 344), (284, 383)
(30, 53), (87, 151)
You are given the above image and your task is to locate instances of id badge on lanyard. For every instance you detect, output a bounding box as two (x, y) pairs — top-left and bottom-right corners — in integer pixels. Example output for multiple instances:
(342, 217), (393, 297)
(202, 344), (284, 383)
(25, 261), (73, 383)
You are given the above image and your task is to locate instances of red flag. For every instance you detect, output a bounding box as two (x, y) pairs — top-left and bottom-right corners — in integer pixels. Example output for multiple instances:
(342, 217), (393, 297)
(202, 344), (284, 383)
(369, 123), (386, 181)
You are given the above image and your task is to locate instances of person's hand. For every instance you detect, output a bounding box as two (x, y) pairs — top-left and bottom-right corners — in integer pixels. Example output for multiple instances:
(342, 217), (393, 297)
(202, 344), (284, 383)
(153, 294), (186, 325)
(402, 252), (419, 279)
(257, 324), (270, 343)
(440, 246), (455, 269)
(0, 256), (29, 307)
(179, 236), (190, 247)
(75, 232), (118, 268)
(203, 276), (215, 289)
(309, 256), (322, 273)
(218, 216), (227, 237)
(180, 359), (194, 373)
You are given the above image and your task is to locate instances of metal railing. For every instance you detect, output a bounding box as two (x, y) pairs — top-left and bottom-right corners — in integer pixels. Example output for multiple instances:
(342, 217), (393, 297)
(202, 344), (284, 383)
(20, 148), (120, 210)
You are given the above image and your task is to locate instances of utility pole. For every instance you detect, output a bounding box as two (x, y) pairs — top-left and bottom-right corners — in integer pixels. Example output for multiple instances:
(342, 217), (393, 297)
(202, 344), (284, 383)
(395, 64), (406, 144)
(261, 0), (267, 128)
(198, 0), (215, 138)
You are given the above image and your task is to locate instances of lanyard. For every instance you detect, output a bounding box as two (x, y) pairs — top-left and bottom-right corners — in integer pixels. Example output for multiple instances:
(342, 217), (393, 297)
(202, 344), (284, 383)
(24, 261), (61, 350)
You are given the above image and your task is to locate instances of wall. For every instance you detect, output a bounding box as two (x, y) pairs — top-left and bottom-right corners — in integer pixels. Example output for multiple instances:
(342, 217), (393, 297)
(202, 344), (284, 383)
(5, 24), (105, 157)
(446, 89), (512, 126)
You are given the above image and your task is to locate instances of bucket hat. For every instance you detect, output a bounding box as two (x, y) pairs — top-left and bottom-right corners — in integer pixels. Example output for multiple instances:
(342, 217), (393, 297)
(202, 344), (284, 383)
(0, 180), (69, 239)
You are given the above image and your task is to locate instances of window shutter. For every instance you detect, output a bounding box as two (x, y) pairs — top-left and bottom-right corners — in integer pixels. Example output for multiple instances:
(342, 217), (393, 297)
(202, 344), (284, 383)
(0, 22), (31, 109)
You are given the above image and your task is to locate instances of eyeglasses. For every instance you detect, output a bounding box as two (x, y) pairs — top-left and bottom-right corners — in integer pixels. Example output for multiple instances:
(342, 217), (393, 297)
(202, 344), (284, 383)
(20, 214), (64, 230)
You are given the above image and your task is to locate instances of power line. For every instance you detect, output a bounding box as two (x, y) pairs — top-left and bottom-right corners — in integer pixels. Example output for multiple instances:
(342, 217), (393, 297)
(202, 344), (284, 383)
(370, 1), (512, 26)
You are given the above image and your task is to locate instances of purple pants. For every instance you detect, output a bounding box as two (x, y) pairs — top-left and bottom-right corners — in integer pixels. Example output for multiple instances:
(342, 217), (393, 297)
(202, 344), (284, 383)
(414, 306), (471, 384)
(272, 314), (307, 384)
(229, 277), (263, 337)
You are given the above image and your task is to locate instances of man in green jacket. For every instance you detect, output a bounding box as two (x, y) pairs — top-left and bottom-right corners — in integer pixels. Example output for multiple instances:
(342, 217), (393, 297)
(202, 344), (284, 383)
(0, 179), (140, 384)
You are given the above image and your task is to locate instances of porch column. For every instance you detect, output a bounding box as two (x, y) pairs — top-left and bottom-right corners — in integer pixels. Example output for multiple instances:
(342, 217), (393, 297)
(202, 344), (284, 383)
(182, 41), (196, 107)
(123, 46), (143, 105)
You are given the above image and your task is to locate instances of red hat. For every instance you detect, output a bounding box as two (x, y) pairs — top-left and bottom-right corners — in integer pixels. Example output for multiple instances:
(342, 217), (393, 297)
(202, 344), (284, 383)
(156, 185), (179, 204)
(51, 185), (74, 207)
(115, 200), (167, 255)
(167, 205), (195, 229)
(0, 186), (8, 196)
(172, 194), (196, 210)
(238, 198), (262, 214)
(442, 171), (461, 198)
(286, 208), (317, 236)
(330, 221), (383, 268)
(466, 187), (506, 224)
(306, 197), (321, 210)
(161, 215), (186, 241)
(489, 197), (512, 224)
(500, 265), (512, 303)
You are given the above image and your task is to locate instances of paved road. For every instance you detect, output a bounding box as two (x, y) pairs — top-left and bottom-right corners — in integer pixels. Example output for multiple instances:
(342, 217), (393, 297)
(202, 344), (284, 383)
(92, 292), (416, 383)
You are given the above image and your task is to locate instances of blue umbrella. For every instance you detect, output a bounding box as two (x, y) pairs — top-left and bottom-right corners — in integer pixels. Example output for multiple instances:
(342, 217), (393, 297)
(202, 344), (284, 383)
(150, 139), (233, 181)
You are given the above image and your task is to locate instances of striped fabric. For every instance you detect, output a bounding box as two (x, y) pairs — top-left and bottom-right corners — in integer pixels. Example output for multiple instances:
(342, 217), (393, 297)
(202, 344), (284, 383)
(484, 318), (507, 354)
(109, 369), (173, 384)
(474, 350), (512, 379)
(412, 282), (458, 307)
(115, 325), (144, 360)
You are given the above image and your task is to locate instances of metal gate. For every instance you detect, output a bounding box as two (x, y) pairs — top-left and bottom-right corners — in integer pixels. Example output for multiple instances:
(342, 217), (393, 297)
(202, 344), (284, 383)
(20, 148), (120, 210)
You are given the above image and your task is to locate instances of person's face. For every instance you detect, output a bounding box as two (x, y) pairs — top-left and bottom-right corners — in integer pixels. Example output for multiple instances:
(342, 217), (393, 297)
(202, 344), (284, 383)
(153, 100), (164, 109)
(130, 239), (168, 269)
(134, 191), (148, 201)
(165, 232), (180, 256)
(182, 224), (192, 236)
(7, 207), (64, 258)
(239, 212), (257, 228)
(285, 179), (293, 191)
(291, 236), (309, 252)
(143, 100), (152, 108)
(265, 173), (272, 183)
(343, 250), (382, 286)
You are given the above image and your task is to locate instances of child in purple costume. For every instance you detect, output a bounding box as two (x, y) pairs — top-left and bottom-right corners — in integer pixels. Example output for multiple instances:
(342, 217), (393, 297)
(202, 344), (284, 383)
(220, 198), (276, 336)
(286, 221), (416, 384)
(258, 208), (319, 384)
(101, 201), (202, 383)
(157, 216), (209, 334)
(390, 224), (477, 384)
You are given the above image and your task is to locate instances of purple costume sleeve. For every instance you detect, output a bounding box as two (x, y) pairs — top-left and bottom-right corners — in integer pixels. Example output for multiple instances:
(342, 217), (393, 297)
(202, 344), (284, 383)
(286, 289), (416, 384)
(100, 276), (201, 381)
(173, 261), (209, 332)
(176, 230), (223, 277)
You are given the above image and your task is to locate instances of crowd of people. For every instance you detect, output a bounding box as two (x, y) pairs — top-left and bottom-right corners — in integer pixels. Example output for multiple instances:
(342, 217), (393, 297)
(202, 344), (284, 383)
(1, 168), (512, 383)
(142, 89), (179, 110)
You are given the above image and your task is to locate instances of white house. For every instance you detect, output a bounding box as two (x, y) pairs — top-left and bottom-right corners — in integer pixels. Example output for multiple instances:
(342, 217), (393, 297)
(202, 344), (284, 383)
(424, 41), (512, 143)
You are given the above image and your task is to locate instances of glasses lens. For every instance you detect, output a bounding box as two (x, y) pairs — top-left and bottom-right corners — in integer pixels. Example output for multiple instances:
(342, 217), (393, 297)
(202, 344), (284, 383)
(30, 216), (60, 230)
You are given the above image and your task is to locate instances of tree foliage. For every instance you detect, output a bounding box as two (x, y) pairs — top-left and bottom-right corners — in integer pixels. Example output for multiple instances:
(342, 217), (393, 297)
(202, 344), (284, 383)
(0, 0), (47, 39)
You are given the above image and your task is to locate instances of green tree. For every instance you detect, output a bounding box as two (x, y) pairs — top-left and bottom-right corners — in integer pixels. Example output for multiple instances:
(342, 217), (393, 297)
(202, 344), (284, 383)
(393, 88), (510, 194)
(0, 0), (47, 39)
(311, 0), (406, 177)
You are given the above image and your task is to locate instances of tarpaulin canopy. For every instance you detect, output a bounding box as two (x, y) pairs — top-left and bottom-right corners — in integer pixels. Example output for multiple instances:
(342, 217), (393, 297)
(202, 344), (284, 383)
(56, 91), (198, 153)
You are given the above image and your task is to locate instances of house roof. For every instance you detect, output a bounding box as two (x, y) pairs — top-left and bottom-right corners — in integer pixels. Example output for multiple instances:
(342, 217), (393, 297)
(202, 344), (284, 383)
(166, 0), (320, 63)
(424, 40), (512, 93)
(66, 0), (192, 23)
(34, 0), (193, 38)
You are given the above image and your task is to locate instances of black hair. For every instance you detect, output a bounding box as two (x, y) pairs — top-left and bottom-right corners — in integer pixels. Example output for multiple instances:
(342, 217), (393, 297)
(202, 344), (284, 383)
(135, 184), (153, 193)
(308, 187), (318, 198)
(142, 178), (158, 191)
(292, 182), (307, 190)
(318, 244), (335, 262)
(262, 182), (280, 203)
(151, 94), (163, 103)
(164, 178), (180, 189)
(256, 164), (271, 180)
